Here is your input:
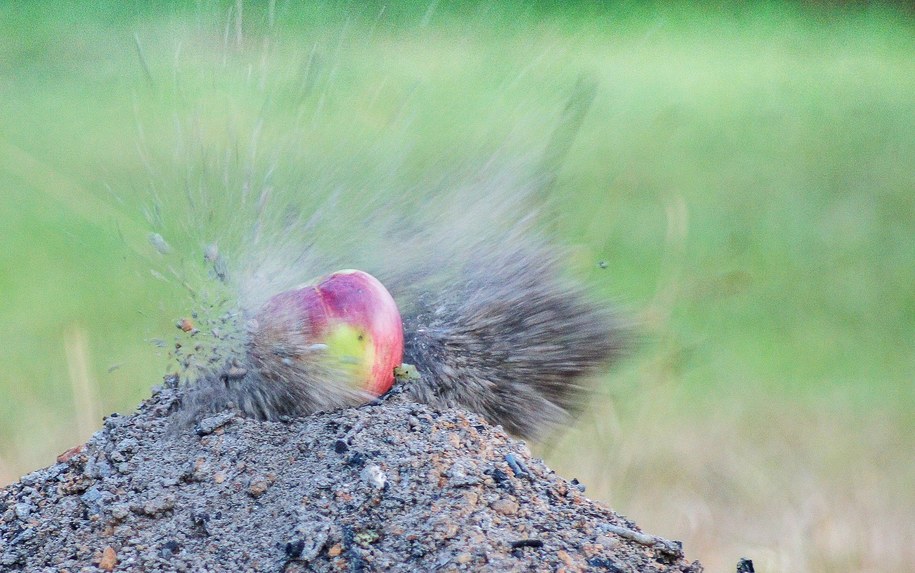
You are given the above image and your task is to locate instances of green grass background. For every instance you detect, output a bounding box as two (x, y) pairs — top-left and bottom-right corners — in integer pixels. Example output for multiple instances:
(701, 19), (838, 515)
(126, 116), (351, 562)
(1, 1), (913, 571)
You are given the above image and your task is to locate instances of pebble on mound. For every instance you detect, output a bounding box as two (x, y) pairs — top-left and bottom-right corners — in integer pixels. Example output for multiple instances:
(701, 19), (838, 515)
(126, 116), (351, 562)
(0, 381), (702, 572)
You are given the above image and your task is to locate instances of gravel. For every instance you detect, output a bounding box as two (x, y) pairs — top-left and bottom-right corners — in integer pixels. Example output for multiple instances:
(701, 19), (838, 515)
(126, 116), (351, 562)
(1, 379), (702, 572)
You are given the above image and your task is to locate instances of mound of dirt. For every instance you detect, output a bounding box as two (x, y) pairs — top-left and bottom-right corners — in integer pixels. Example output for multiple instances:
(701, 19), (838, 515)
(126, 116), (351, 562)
(1, 379), (702, 572)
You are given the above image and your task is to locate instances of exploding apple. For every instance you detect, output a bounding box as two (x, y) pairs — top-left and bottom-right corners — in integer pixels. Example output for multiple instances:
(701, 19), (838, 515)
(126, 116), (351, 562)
(250, 269), (404, 401)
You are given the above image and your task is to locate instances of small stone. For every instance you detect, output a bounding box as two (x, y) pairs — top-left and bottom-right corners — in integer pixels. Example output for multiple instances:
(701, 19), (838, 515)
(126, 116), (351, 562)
(285, 540), (305, 558)
(98, 546), (117, 571)
(115, 438), (139, 453)
(327, 543), (342, 557)
(161, 540), (180, 555)
(195, 412), (235, 436)
(56, 444), (85, 464)
(595, 535), (620, 549)
(84, 457), (113, 479)
(510, 539), (544, 549)
(11, 527), (36, 544)
(142, 495), (176, 516)
(490, 499), (519, 516)
(360, 465), (386, 490)
(557, 549), (576, 567)
(81, 487), (106, 515)
(289, 526), (330, 562)
(109, 505), (129, 521)
(14, 503), (32, 521)
(248, 479), (269, 498)
(445, 460), (480, 487)
(505, 453), (529, 478)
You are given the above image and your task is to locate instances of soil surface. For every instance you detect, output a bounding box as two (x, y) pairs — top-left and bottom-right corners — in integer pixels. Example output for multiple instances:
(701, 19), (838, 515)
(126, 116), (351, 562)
(1, 379), (702, 572)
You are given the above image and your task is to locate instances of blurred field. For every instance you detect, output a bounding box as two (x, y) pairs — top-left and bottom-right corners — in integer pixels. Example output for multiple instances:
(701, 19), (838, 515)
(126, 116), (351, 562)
(1, 1), (913, 571)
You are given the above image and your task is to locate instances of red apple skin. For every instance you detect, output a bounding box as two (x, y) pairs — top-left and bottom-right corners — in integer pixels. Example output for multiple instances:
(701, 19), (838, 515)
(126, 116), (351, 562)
(256, 269), (404, 397)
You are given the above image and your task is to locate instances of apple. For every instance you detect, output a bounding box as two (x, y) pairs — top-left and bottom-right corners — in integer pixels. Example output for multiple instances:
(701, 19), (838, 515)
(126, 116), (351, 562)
(251, 269), (404, 399)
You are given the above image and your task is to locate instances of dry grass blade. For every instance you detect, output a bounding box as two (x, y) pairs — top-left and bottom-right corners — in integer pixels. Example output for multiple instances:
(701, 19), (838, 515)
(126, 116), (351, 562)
(64, 326), (101, 441)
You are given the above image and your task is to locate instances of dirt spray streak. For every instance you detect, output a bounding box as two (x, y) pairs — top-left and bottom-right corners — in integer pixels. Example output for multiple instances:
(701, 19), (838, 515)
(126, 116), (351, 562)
(131, 7), (627, 440)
